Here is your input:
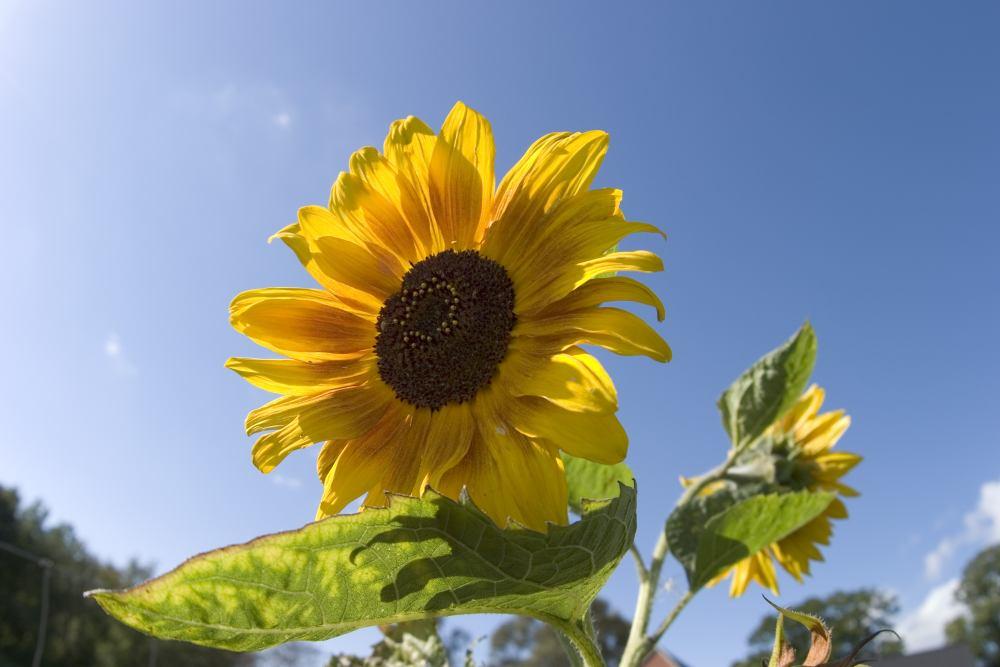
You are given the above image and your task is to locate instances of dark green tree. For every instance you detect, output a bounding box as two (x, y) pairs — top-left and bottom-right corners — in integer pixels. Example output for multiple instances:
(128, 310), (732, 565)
(946, 544), (1000, 666)
(731, 589), (904, 667)
(489, 598), (630, 667)
(0, 485), (253, 667)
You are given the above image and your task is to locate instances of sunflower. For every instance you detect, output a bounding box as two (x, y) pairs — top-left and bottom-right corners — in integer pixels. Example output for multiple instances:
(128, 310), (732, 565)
(708, 385), (860, 596)
(227, 101), (670, 532)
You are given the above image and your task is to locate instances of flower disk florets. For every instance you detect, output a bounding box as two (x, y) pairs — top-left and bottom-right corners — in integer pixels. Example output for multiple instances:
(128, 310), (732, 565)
(374, 249), (516, 410)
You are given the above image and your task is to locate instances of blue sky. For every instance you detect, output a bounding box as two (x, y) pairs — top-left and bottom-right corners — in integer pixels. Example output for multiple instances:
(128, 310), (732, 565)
(2, 1), (998, 664)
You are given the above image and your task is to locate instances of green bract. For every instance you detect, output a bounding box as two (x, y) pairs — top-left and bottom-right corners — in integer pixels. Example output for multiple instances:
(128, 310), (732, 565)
(87, 486), (636, 659)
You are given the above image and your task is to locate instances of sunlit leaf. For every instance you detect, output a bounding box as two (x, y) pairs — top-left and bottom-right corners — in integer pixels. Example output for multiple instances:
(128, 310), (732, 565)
(669, 489), (833, 590)
(87, 486), (636, 655)
(562, 452), (634, 515)
(718, 323), (817, 449)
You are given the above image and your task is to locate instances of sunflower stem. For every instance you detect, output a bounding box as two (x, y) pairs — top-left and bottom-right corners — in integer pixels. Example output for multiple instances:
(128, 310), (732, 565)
(620, 446), (750, 667)
(555, 614), (605, 667)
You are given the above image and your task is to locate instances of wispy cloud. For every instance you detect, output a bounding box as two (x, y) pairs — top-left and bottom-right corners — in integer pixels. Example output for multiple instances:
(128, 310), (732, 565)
(103, 332), (137, 376)
(170, 82), (296, 131)
(924, 477), (1000, 579)
(269, 474), (302, 490)
(897, 579), (964, 652)
(272, 111), (292, 128)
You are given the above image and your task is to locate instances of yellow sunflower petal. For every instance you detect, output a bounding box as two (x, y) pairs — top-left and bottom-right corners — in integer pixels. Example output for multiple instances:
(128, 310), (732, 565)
(316, 440), (347, 482)
(317, 403), (408, 517)
(329, 171), (421, 264)
(464, 416), (568, 531)
(483, 187), (622, 280)
(225, 356), (375, 396)
(248, 383), (393, 473)
(486, 131), (609, 259)
(533, 276), (665, 322)
(419, 404), (476, 492)
(508, 348), (617, 412)
(428, 101), (495, 248)
(773, 384), (825, 435)
(511, 395), (627, 465)
(576, 250), (664, 284)
(230, 288), (375, 360)
(518, 307), (672, 362)
(268, 220), (382, 317)
(383, 116), (445, 253)
(348, 147), (436, 260)
(362, 409), (433, 507)
(798, 412), (851, 456)
(812, 451), (863, 482)
(506, 219), (664, 310)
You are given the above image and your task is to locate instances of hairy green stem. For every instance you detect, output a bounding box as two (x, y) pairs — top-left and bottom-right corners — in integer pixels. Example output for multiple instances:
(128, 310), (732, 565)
(556, 615), (605, 667)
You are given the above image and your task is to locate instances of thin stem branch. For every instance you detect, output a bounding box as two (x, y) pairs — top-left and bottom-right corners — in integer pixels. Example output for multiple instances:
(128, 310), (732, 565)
(629, 543), (648, 580)
(619, 441), (758, 667)
(649, 590), (694, 645)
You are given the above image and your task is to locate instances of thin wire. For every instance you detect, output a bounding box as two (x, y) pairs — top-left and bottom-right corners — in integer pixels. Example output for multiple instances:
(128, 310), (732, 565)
(31, 562), (52, 667)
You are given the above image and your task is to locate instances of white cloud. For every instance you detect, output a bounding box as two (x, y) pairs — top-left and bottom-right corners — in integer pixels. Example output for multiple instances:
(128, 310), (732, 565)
(924, 478), (1000, 579)
(170, 82), (295, 130)
(270, 474), (302, 490)
(272, 111), (292, 128)
(897, 579), (964, 652)
(103, 333), (137, 376)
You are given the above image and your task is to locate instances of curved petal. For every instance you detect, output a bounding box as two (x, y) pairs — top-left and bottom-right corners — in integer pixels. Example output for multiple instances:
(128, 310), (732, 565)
(532, 276), (665, 322)
(799, 413), (851, 456)
(517, 306), (672, 362)
(225, 355), (375, 396)
(316, 439), (347, 482)
(437, 424), (567, 532)
(419, 403), (475, 492)
(510, 395), (627, 465)
(507, 348), (617, 413)
(268, 220), (382, 317)
(230, 288), (376, 360)
(247, 382), (394, 473)
(361, 408), (434, 508)
(383, 116), (446, 253)
(485, 131), (609, 260)
(349, 147), (436, 260)
(428, 101), (495, 248)
(329, 171), (421, 264)
(316, 402), (409, 517)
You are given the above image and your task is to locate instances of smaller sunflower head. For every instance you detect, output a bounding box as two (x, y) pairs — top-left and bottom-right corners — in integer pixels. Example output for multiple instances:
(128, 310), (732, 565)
(708, 384), (861, 596)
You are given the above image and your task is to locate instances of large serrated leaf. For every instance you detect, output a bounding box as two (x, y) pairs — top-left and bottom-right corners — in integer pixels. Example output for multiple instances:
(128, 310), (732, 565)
(562, 452), (635, 515)
(718, 323), (817, 449)
(86, 486), (636, 652)
(690, 490), (834, 590)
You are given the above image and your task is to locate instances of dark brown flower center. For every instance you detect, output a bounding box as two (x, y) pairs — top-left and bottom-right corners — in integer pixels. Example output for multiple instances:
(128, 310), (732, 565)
(374, 249), (516, 410)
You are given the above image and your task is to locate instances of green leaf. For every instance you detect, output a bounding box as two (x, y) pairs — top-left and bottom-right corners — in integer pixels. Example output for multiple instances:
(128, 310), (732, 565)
(666, 483), (760, 580)
(86, 486), (636, 655)
(718, 322), (817, 449)
(691, 490), (834, 590)
(562, 452), (635, 515)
